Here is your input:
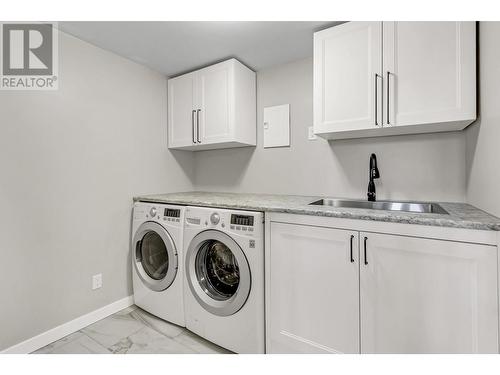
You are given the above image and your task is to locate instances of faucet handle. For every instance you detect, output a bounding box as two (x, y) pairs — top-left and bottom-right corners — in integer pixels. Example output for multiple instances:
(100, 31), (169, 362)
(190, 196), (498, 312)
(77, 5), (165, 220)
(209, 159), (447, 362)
(370, 153), (380, 179)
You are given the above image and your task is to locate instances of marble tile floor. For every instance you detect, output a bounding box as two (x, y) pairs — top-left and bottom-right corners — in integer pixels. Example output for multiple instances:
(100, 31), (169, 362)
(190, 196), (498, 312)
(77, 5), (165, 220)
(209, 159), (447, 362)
(33, 305), (232, 354)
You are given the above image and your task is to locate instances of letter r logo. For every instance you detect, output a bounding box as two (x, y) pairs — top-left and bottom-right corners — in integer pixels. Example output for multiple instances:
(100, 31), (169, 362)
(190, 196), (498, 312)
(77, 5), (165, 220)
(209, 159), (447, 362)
(2, 23), (53, 75)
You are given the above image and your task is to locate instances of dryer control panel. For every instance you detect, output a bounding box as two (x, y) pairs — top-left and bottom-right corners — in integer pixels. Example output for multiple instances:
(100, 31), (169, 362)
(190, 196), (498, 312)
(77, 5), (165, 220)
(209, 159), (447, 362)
(231, 214), (254, 227)
(184, 206), (263, 238)
(133, 202), (184, 228)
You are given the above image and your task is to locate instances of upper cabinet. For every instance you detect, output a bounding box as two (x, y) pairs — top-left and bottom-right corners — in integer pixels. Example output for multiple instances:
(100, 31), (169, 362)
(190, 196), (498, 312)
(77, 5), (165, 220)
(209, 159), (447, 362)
(314, 22), (383, 134)
(168, 59), (256, 151)
(313, 22), (476, 140)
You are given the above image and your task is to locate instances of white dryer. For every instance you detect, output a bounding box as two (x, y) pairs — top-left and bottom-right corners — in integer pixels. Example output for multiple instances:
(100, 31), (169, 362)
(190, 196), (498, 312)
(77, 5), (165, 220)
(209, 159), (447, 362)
(131, 202), (185, 327)
(183, 206), (265, 353)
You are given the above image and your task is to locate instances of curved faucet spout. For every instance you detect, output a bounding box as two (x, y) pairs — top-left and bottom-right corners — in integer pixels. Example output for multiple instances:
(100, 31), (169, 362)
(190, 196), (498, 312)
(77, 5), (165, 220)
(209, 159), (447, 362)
(367, 153), (380, 201)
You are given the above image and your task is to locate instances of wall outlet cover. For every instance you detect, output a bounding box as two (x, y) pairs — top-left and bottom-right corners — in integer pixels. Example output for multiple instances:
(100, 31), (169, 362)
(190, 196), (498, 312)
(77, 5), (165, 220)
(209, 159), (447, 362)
(92, 274), (102, 290)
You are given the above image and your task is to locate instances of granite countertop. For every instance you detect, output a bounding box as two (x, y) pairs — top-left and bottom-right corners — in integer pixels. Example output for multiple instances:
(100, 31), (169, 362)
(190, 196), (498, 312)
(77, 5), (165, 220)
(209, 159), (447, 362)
(133, 192), (500, 231)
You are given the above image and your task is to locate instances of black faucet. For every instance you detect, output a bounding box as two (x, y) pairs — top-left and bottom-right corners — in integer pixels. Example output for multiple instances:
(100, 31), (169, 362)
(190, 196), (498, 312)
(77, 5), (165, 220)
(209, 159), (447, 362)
(367, 153), (380, 202)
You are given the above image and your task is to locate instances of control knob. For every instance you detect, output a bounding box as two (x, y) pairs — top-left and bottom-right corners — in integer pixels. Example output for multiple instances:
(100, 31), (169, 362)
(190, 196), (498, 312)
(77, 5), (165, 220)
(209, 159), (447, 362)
(210, 212), (220, 225)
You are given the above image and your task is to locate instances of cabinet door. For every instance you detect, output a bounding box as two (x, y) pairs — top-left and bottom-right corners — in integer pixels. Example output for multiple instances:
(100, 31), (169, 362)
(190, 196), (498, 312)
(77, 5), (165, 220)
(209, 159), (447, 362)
(314, 22), (382, 134)
(268, 223), (360, 353)
(383, 22), (476, 127)
(197, 62), (233, 144)
(360, 232), (498, 353)
(168, 74), (196, 148)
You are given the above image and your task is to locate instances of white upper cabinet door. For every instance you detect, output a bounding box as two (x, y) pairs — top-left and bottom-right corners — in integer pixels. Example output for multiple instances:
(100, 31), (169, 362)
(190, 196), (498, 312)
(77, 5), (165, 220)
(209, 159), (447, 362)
(197, 62), (233, 145)
(360, 232), (498, 354)
(167, 58), (255, 151)
(383, 22), (476, 128)
(314, 22), (383, 134)
(268, 223), (360, 354)
(168, 73), (196, 148)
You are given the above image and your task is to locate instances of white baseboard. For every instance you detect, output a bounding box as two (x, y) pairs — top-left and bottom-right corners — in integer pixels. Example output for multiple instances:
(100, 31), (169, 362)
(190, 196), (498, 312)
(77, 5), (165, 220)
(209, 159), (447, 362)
(1, 295), (134, 354)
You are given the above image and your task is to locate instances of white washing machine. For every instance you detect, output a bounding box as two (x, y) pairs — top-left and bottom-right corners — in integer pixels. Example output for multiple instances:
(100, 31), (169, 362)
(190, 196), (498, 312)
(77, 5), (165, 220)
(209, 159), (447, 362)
(183, 206), (265, 354)
(131, 202), (185, 327)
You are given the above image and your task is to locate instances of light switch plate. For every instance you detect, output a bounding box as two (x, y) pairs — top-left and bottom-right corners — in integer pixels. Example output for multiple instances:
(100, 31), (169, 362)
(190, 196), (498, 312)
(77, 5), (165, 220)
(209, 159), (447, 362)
(308, 126), (318, 140)
(263, 104), (290, 148)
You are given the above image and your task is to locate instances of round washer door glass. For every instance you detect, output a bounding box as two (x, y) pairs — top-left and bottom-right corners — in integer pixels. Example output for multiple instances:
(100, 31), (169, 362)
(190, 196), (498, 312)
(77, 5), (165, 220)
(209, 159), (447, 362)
(140, 231), (169, 280)
(186, 230), (251, 317)
(133, 222), (178, 292)
(196, 240), (240, 300)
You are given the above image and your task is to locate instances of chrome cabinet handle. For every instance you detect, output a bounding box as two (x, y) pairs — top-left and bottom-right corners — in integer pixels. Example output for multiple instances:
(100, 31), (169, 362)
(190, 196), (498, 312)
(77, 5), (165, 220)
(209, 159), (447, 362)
(363, 236), (368, 265)
(191, 110), (196, 144)
(374, 74), (382, 126)
(350, 235), (355, 263)
(386, 71), (391, 125)
(196, 109), (201, 143)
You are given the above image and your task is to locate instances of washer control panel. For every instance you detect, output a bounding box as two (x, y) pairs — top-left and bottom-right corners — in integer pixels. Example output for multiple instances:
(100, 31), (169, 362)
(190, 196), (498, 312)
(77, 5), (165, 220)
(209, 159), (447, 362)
(185, 207), (262, 237)
(134, 203), (183, 227)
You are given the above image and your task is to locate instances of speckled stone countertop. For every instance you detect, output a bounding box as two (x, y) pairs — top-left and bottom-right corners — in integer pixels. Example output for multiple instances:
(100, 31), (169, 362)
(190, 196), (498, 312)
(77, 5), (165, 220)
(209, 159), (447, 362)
(133, 192), (500, 231)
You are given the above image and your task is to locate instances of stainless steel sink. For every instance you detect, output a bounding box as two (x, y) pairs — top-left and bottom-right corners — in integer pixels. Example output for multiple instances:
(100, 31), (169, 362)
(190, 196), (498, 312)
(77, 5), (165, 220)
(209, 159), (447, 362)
(309, 199), (449, 215)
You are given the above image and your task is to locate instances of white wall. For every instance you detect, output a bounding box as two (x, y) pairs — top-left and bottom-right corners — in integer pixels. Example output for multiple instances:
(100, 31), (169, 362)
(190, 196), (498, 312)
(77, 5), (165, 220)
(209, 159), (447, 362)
(466, 22), (500, 217)
(194, 58), (466, 202)
(0, 32), (194, 350)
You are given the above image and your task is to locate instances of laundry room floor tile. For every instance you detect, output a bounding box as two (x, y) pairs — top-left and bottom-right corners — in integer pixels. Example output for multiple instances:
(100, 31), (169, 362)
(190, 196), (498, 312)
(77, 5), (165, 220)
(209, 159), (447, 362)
(32, 332), (86, 354)
(33, 332), (109, 354)
(173, 331), (232, 354)
(109, 326), (195, 354)
(130, 308), (185, 338)
(81, 311), (145, 348)
(32, 305), (232, 354)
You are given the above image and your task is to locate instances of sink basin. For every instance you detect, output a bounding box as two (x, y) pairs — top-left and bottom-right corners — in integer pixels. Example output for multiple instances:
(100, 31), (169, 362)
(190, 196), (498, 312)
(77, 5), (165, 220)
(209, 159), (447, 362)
(309, 199), (449, 215)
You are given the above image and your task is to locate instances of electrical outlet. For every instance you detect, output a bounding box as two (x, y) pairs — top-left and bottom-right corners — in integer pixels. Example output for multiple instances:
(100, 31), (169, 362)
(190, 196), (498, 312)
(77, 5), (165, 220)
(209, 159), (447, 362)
(308, 126), (317, 140)
(92, 274), (102, 290)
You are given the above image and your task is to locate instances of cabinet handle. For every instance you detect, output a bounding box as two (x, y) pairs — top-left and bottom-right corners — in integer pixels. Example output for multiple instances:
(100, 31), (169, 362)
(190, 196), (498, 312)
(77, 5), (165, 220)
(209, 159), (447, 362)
(196, 109), (201, 143)
(191, 110), (196, 144)
(363, 236), (368, 265)
(349, 235), (354, 263)
(386, 71), (391, 125)
(374, 74), (381, 126)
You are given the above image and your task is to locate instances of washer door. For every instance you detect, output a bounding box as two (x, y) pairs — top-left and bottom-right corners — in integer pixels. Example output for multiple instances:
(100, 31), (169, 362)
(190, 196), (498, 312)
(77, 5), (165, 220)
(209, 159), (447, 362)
(185, 230), (251, 317)
(133, 222), (178, 292)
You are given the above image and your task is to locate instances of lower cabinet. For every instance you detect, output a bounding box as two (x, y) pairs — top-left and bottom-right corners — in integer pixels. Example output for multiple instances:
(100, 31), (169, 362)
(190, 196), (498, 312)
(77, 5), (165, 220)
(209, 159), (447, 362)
(360, 232), (498, 353)
(267, 221), (499, 354)
(268, 223), (360, 353)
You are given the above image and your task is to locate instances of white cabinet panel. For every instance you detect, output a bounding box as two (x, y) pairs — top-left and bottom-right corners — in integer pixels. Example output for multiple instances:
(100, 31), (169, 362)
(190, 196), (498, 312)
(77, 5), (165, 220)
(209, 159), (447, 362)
(268, 222), (359, 353)
(313, 21), (476, 140)
(314, 22), (382, 134)
(383, 22), (476, 128)
(360, 232), (498, 353)
(198, 63), (233, 144)
(167, 58), (256, 151)
(167, 73), (195, 148)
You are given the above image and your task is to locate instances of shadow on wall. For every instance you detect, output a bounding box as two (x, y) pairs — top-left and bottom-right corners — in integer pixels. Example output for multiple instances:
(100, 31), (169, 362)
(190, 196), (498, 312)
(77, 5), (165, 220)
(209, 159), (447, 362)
(465, 25), (481, 192)
(465, 121), (480, 191)
(168, 150), (196, 186)
(126, 210), (135, 296)
(328, 131), (466, 201)
(193, 147), (255, 190)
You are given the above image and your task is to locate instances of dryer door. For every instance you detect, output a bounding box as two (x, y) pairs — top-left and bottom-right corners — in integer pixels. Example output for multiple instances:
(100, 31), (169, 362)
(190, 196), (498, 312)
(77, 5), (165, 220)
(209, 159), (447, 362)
(185, 230), (251, 317)
(133, 222), (178, 292)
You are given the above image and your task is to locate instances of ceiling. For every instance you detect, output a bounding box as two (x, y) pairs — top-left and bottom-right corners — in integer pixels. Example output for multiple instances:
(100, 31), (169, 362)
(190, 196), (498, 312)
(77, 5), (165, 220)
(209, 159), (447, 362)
(58, 21), (341, 76)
